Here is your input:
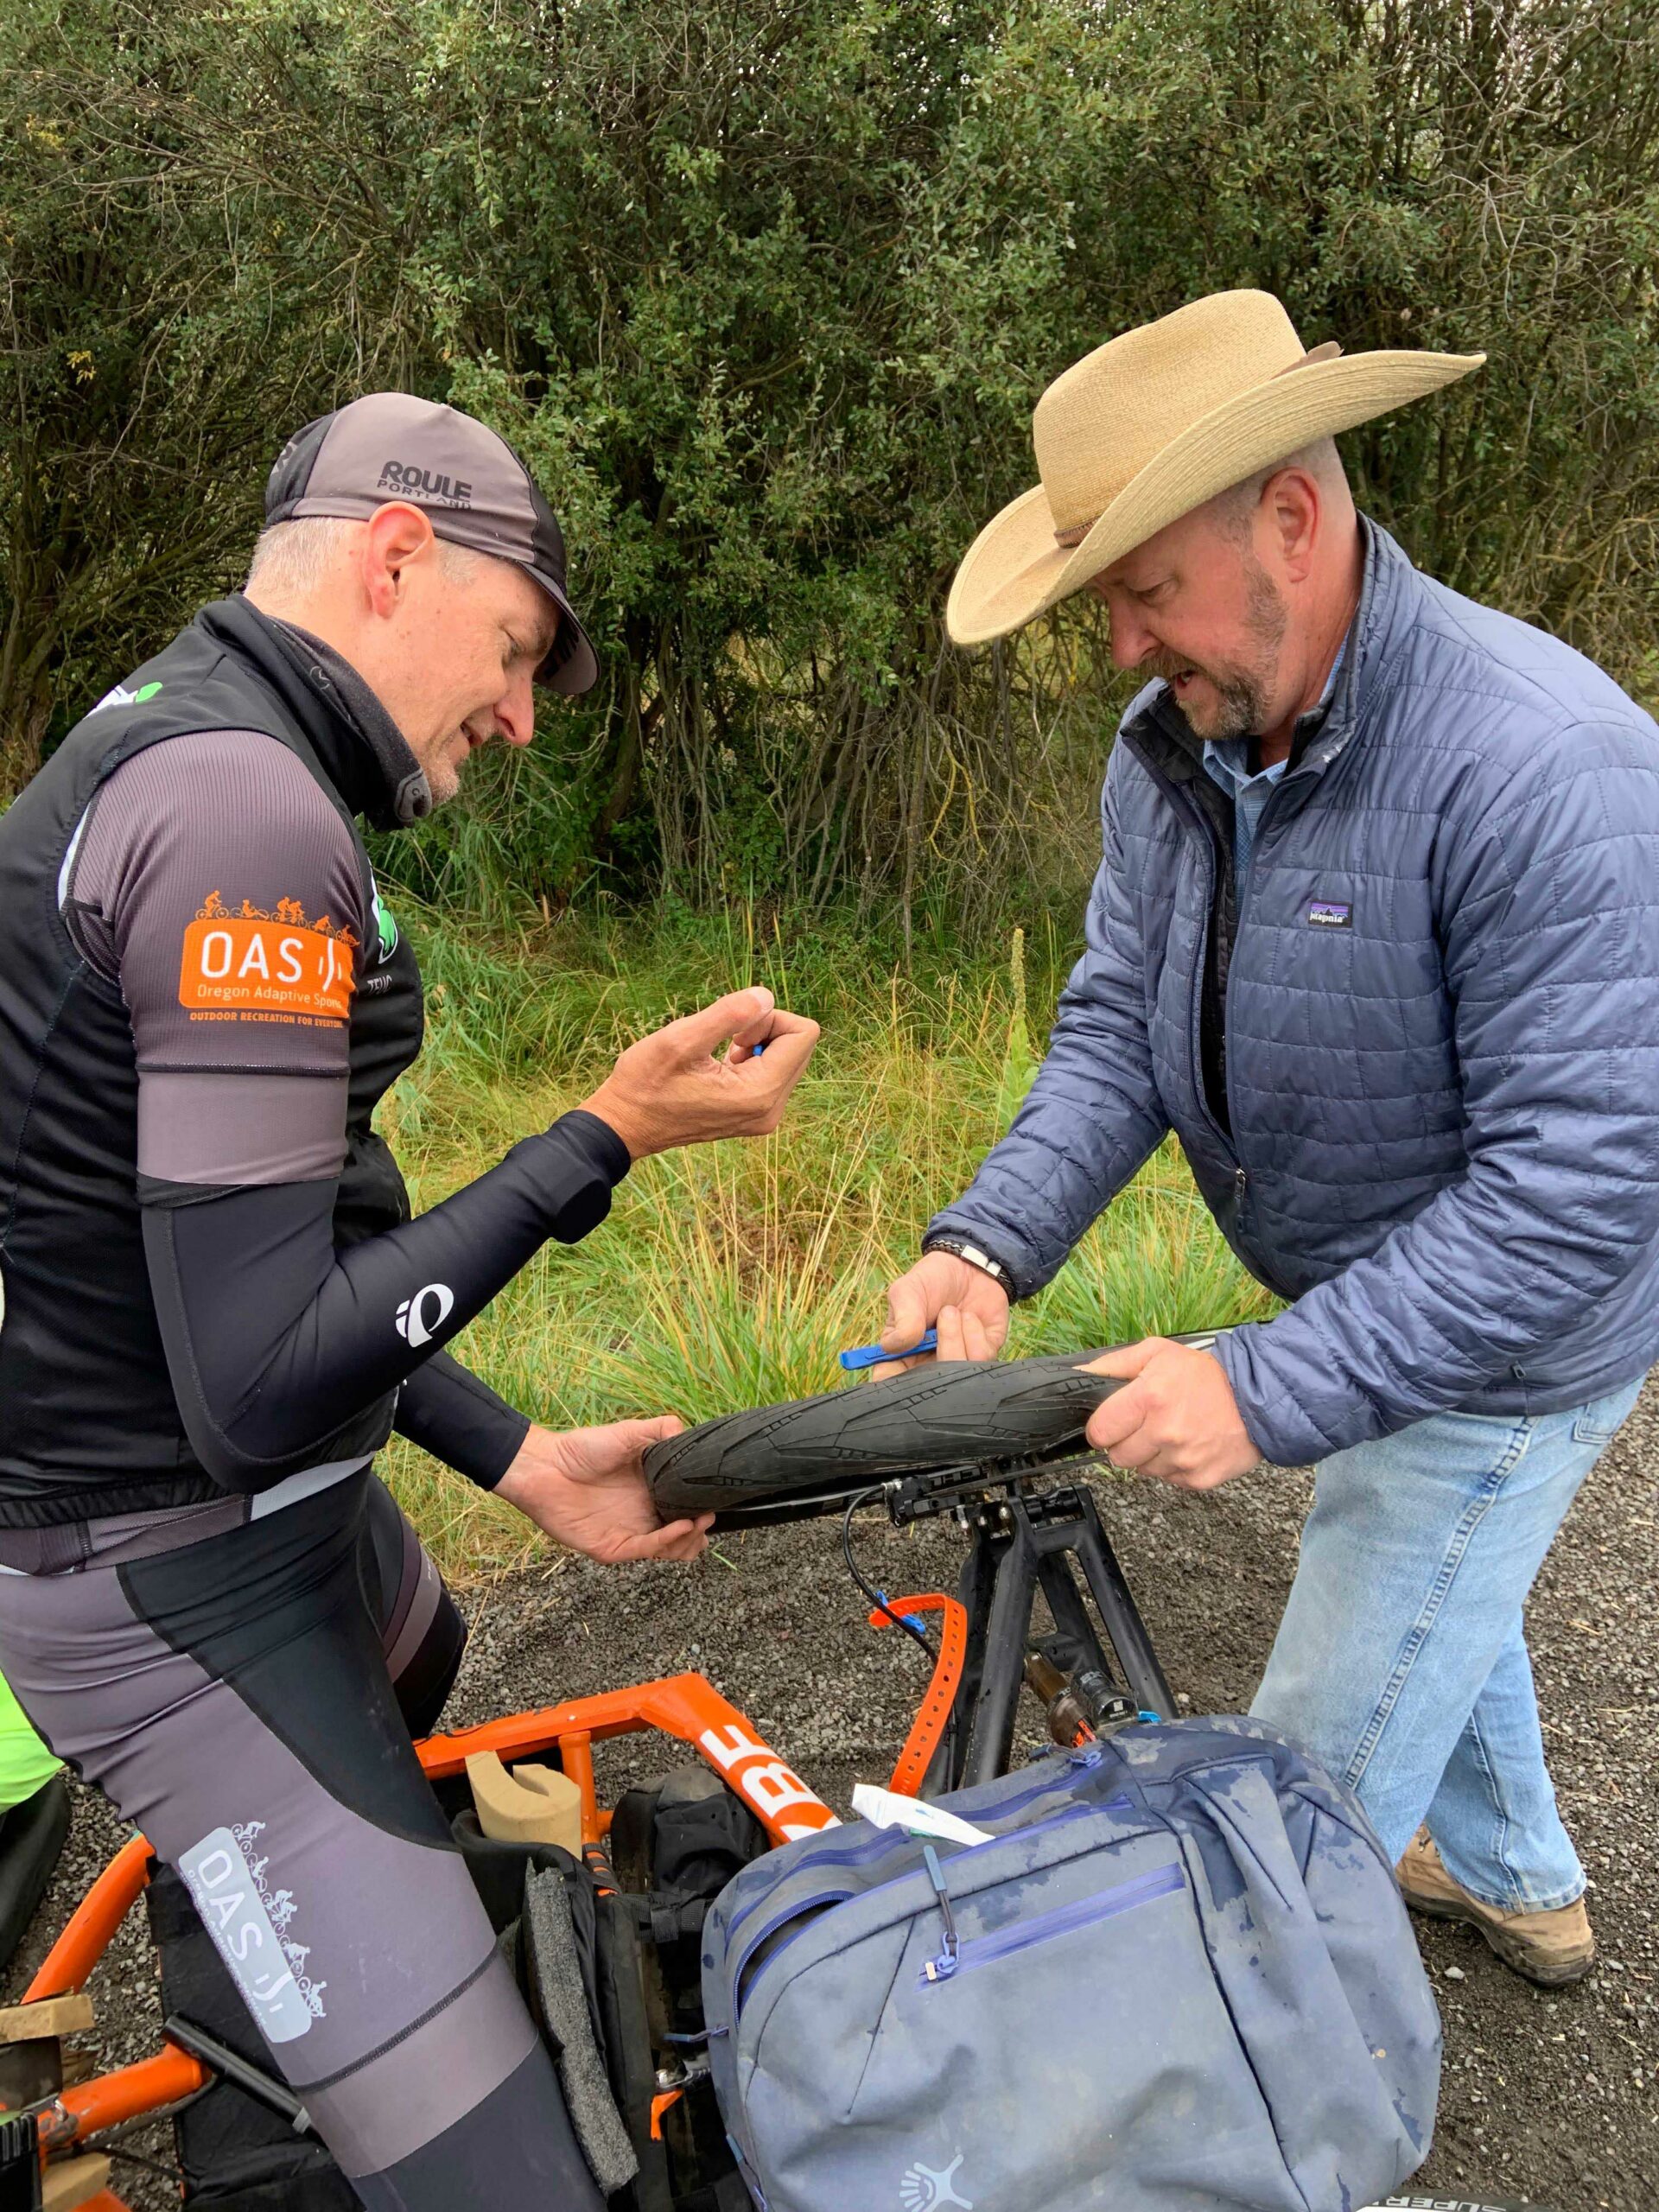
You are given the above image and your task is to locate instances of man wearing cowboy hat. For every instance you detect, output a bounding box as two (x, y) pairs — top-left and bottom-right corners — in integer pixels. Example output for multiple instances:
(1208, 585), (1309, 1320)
(880, 290), (1659, 1986)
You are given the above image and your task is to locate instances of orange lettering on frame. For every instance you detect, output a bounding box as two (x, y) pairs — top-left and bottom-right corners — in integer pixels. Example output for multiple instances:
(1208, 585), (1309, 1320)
(179, 917), (354, 1022)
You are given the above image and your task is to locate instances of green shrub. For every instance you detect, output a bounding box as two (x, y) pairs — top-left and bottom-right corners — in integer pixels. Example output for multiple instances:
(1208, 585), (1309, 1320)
(6, 0), (1656, 925)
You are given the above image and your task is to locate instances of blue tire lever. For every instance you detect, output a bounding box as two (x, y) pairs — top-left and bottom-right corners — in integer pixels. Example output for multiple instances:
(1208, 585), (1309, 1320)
(839, 1331), (938, 1372)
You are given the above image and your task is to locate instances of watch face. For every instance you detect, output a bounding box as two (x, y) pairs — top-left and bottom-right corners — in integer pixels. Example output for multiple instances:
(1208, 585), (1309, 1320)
(926, 1237), (1002, 1273)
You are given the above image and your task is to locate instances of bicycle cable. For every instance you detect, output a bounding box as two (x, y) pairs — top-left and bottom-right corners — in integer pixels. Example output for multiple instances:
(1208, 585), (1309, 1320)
(841, 1484), (939, 1668)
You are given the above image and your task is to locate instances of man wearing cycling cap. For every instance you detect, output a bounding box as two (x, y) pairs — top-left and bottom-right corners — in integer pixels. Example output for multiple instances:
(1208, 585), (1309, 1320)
(883, 290), (1659, 1988)
(0, 392), (817, 2206)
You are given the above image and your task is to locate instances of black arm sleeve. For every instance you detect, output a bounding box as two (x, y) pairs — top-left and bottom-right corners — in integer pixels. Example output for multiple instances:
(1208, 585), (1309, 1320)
(393, 1351), (531, 1491)
(142, 1109), (628, 1493)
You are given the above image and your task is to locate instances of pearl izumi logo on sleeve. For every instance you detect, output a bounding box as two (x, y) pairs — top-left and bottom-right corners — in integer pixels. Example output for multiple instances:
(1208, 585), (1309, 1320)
(395, 1282), (455, 1347)
(179, 892), (357, 1024)
(88, 678), (163, 715)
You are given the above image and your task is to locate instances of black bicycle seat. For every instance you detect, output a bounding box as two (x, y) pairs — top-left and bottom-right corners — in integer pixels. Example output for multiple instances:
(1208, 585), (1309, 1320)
(644, 1351), (1128, 1519)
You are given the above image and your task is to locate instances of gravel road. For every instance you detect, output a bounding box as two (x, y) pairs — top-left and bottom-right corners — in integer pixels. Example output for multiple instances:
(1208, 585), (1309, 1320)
(12, 1377), (1657, 2210)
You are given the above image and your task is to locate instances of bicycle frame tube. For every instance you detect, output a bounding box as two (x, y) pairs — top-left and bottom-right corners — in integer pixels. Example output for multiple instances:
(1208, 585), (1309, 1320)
(417, 1672), (840, 1847)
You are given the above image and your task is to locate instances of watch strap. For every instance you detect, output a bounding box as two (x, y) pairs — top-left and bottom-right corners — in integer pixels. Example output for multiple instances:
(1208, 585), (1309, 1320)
(920, 1236), (1015, 1296)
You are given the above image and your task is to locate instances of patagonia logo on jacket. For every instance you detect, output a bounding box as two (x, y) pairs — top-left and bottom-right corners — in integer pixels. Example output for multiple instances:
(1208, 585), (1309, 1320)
(1305, 899), (1352, 928)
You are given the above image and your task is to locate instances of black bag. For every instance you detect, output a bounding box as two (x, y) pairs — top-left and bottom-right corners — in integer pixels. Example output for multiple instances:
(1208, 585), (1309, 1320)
(454, 1765), (767, 2212)
(601, 1768), (767, 2211)
(607, 1764), (768, 1902)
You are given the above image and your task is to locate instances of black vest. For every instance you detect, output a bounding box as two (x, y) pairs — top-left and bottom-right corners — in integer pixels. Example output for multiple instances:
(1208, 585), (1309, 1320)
(0, 601), (425, 1524)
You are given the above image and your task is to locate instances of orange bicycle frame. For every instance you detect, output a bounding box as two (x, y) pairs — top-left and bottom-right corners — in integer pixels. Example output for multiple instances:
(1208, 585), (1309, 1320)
(18, 1674), (838, 2203)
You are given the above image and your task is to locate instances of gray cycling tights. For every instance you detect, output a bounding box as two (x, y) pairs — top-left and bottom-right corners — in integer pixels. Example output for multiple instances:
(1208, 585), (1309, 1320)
(0, 1467), (602, 2210)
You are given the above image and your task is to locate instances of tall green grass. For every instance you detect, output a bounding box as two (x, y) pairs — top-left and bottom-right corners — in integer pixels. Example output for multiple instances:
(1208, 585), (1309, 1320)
(378, 906), (1275, 1577)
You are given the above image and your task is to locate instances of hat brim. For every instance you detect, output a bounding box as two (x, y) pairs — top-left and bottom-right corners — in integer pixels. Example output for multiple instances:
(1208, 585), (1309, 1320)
(945, 348), (1485, 647)
(522, 566), (601, 696)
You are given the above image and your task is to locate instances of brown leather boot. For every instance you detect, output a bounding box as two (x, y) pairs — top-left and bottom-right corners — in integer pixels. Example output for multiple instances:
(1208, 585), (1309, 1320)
(1396, 1827), (1595, 1986)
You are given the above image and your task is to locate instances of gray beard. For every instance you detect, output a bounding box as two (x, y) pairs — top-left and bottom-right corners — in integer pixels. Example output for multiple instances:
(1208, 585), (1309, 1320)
(1186, 672), (1271, 741)
(1152, 555), (1287, 742)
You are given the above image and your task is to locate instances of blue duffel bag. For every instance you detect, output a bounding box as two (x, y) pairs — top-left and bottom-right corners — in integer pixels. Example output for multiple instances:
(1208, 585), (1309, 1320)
(703, 1717), (1440, 2211)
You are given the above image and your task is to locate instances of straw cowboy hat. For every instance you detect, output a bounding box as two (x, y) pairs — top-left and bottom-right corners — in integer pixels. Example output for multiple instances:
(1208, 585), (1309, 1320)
(946, 289), (1484, 645)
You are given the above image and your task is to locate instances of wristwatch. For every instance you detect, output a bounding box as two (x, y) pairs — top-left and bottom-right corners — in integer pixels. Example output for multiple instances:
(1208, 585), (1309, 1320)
(920, 1236), (1016, 1297)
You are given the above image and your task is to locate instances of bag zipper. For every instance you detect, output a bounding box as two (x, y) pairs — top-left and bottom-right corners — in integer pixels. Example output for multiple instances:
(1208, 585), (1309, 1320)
(732, 1887), (856, 2012)
(721, 1826), (913, 1948)
(729, 1795), (1134, 2026)
(918, 1860), (1185, 1986)
(920, 1845), (961, 1981)
(721, 1751), (1119, 1949)
(724, 2131), (769, 2211)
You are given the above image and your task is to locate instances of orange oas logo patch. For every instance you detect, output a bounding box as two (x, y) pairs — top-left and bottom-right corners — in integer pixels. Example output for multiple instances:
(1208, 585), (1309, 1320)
(180, 893), (357, 1022)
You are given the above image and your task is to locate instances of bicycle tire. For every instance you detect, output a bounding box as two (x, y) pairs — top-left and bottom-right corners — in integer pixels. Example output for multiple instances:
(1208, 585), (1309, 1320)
(645, 1351), (1127, 1516)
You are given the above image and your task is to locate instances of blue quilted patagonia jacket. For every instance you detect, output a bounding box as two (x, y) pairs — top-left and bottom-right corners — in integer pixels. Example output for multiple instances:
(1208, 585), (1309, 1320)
(929, 521), (1659, 1465)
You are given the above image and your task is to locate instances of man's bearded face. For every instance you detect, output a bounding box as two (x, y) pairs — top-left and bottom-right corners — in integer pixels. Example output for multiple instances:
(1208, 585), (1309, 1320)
(1134, 554), (1287, 741)
(1084, 505), (1293, 742)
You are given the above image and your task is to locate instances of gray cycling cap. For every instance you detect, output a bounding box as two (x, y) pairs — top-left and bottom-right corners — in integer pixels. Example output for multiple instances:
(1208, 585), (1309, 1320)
(264, 393), (600, 696)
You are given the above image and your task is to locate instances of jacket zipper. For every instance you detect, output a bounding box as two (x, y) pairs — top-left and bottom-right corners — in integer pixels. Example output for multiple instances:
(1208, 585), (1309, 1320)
(1222, 778), (1292, 1162)
(1180, 803), (1247, 1179)
(1188, 768), (1308, 1262)
(1222, 799), (1260, 1242)
(918, 1860), (1185, 1986)
(1217, 770), (1318, 1263)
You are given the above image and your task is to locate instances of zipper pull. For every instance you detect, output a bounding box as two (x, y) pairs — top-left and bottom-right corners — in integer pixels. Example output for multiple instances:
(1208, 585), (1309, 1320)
(1234, 1166), (1248, 1197)
(725, 2133), (770, 2210)
(920, 1844), (961, 1982)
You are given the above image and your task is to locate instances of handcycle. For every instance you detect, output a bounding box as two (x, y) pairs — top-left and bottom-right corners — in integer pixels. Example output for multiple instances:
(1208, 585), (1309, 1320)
(0, 1339), (1529, 2212)
(0, 1343), (1164, 2210)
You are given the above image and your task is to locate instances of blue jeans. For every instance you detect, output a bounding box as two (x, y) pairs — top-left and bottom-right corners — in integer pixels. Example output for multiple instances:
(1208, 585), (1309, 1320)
(1250, 1377), (1643, 1910)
